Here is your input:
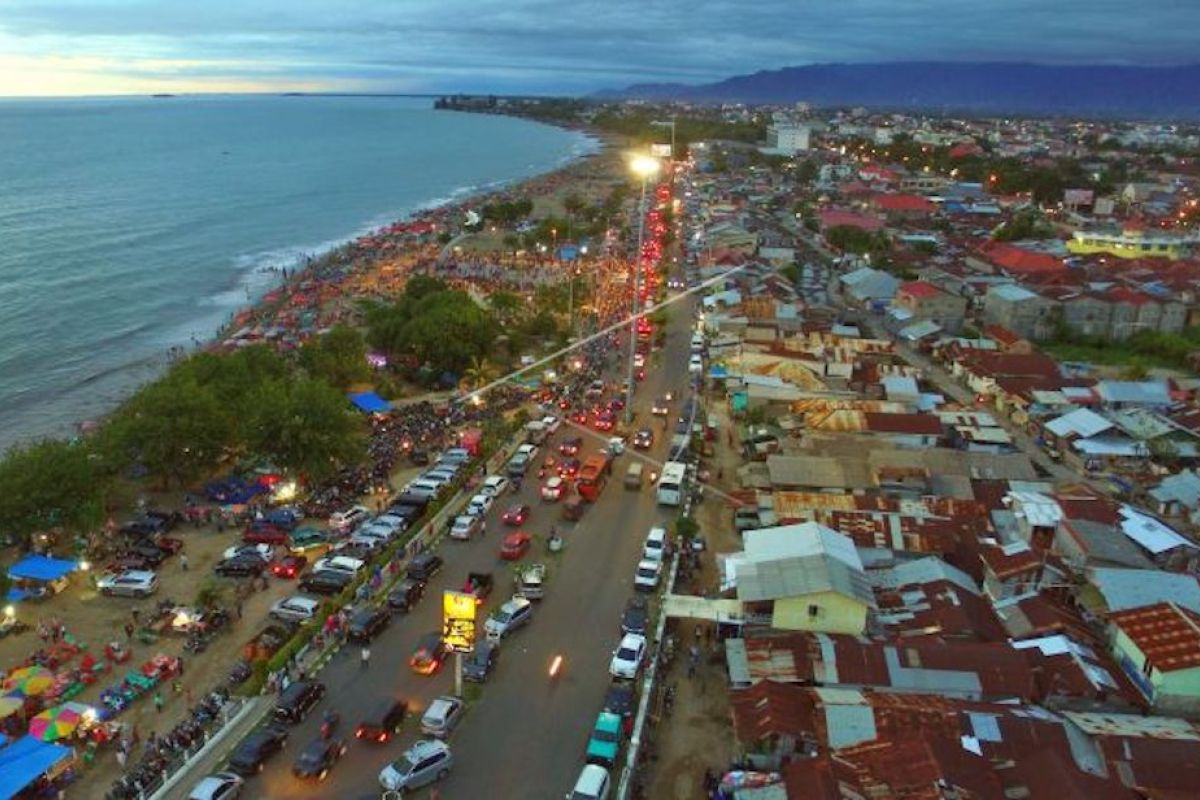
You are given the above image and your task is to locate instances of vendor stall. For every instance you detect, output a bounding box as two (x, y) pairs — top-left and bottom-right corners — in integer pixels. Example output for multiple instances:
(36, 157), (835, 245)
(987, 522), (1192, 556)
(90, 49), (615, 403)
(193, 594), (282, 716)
(5, 557), (77, 603)
(0, 734), (74, 800)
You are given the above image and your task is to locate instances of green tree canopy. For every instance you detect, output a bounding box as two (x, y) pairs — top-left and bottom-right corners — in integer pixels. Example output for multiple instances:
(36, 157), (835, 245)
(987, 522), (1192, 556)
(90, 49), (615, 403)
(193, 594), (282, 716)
(299, 324), (370, 390)
(246, 377), (367, 482)
(0, 439), (107, 541)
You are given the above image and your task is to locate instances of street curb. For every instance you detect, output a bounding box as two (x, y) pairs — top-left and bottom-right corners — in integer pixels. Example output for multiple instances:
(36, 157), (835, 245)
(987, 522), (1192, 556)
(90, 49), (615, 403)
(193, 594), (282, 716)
(150, 696), (268, 800)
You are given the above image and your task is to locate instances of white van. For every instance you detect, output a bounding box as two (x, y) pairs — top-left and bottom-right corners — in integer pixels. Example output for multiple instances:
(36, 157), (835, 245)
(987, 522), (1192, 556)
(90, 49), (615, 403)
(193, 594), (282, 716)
(643, 527), (668, 562)
(569, 764), (611, 800)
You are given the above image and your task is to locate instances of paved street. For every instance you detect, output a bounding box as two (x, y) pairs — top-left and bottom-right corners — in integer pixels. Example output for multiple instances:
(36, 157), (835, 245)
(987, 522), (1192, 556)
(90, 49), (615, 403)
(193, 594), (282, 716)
(236, 295), (695, 798)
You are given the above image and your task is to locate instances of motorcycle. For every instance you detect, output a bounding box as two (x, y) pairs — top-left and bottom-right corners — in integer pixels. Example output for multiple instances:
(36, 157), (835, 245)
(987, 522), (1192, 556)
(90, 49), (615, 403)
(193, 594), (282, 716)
(548, 654), (564, 679)
(320, 709), (339, 740)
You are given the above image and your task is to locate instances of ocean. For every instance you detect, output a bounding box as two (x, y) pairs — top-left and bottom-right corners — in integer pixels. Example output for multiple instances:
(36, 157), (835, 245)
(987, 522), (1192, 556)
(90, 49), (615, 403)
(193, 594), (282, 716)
(0, 95), (596, 451)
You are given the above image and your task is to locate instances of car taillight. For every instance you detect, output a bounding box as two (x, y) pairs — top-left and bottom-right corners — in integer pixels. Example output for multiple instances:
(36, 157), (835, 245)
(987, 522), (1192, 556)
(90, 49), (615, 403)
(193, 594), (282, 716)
(378, 733), (388, 742)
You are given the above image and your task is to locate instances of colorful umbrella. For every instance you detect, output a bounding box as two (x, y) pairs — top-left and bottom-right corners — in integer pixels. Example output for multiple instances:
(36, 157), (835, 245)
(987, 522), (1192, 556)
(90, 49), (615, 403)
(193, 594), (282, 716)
(0, 694), (23, 719)
(28, 704), (84, 741)
(2, 665), (52, 693)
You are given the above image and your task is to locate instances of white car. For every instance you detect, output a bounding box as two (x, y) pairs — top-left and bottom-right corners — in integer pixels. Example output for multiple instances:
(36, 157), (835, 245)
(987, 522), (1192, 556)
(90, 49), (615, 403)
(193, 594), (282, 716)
(329, 505), (371, 533)
(357, 522), (400, 542)
(480, 476), (511, 497)
(484, 596), (534, 641)
(313, 555), (365, 576)
(419, 695), (466, 738)
(609, 633), (647, 679)
(268, 595), (320, 624)
(541, 415), (562, 433)
(222, 543), (273, 561)
(345, 535), (385, 553)
(449, 514), (484, 540)
(187, 772), (244, 800)
(98, 570), (159, 598)
(516, 443), (539, 460)
(633, 559), (661, 592)
(633, 352), (645, 368)
(541, 476), (566, 501)
(688, 354), (703, 374)
(379, 739), (453, 792)
(466, 493), (494, 517)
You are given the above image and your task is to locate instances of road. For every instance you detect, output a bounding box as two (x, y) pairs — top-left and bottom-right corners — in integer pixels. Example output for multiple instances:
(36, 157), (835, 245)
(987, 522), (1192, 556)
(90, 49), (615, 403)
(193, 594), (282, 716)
(240, 296), (696, 799)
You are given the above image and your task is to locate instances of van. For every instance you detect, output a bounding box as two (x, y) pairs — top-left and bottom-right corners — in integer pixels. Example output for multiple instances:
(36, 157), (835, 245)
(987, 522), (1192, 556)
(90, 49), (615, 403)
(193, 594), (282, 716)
(624, 462), (643, 490)
(569, 764), (611, 800)
(643, 527), (667, 562)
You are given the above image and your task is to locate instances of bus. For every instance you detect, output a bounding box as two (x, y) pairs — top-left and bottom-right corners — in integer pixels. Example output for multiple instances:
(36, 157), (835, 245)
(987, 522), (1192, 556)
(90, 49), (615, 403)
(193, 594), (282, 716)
(656, 461), (688, 507)
(576, 454), (611, 502)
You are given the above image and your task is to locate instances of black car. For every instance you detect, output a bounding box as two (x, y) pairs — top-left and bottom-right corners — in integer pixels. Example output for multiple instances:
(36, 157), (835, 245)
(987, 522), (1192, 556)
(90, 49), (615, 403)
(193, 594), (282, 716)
(406, 553), (443, 581)
(347, 607), (390, 643)
(462, 639), (500, 682)
(355, 699), (408, 744)
(291, 737), (347, 782)
(387, 578), (426, 613)
(228, 725), (289, 775)
(124, 543), (168, 566)
(603, 683), (637, 734)
(273, 680), (326, 724)
(409, 449), (430, 466)
(299, 570), (353, 595)
(119, 511), (179, 536)
(392, 492), (431, 514)
(621, 597), (649, 636)
(215, 554), (267, 577)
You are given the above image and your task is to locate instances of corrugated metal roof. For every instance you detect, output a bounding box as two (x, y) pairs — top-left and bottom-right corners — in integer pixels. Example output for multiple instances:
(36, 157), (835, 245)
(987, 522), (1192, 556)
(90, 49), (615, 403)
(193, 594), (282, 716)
(1109, 602), (1200, 672)
(1087, 567), (1200, 615)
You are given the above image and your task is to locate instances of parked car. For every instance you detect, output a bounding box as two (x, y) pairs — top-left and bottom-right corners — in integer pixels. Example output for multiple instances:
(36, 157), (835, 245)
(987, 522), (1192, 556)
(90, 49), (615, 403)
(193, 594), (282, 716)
(603, 683), (637, 735)
(419, 695), (465, 738)
(406, 554), (443, 581)
(312, 555), (365, 577)
(461, 639), (499, 682)
(480, 475), (511, 497)
(499, 531), (532, 561)
(328, 505), (371, 533)
(346, 607), (390, 643)
(409, 632), (449, 675)
(215, 554), (267, 578)
(242, 525), (289, 546)
(298, 570), (353, 595)
(356, 698), (409, 744)
(186, 772), (243, 800)
(97, 570), (159, 598)
(586, 711), (624, 768)
(270, 555), (307, 579)
(387, 578), (426, 613)
(449, 514), (484, 541)
(633, 559), (662, 592)
(124, 543), (168, 567)
(291, 737), (347, 782)
(227, 726), (289, 775)
(609, 634), (647, 679)
(269, 595), (320, 624)
(466, 493), (494, 517)
(621, 596), (648, 636)
(273, 680), (326, 723)
(501, 503), (531, 526)
(484, 596), (533, 641)
(287, 528), (329, 555)
(223, 544), (274, 561)
(378, 739), (453, 792)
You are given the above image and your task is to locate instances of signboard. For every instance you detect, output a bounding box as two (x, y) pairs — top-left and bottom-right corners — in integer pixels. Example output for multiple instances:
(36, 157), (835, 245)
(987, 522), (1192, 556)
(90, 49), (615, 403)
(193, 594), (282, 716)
(650, 143), (672, 158)
(442, 590), (476, 653)
(1063, 189), (1095, 207)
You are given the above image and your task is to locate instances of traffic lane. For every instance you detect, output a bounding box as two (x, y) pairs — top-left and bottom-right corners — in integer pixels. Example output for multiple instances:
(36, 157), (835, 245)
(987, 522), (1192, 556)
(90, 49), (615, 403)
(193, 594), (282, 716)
(442, 450), (671, 797)
(253, 500), (523, 798)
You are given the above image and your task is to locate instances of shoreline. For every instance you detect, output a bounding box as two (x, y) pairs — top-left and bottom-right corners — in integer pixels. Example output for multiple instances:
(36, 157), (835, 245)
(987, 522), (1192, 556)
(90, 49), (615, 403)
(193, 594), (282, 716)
(10, 120), (610, 450)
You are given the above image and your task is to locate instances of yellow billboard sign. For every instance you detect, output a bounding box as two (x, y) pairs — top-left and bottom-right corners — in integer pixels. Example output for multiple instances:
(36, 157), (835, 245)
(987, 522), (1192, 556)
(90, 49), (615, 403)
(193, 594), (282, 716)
(442, 590), (476, 653)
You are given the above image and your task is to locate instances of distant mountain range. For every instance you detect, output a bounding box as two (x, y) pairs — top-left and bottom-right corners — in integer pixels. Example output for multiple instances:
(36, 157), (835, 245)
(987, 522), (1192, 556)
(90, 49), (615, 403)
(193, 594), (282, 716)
(595, 62), (1200, 119)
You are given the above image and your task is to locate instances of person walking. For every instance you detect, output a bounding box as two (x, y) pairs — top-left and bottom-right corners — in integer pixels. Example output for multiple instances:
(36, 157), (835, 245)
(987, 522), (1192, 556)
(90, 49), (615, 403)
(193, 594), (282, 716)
(179, 553), (189, 571)
(153, 691), (164, 713)
(361, 647), (371, 669)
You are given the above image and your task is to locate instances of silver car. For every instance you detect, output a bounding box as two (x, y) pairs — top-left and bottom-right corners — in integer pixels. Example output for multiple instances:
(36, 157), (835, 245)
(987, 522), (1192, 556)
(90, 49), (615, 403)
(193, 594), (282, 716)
(98, 570), (159, 598)
(379, 739), (453, 791)
(419, 695), (465, 738)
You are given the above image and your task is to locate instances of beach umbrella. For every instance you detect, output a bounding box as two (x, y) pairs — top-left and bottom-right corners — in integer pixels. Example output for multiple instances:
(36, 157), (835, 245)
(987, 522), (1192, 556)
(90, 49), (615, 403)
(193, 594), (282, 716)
(0, 694), (24, 719)
(2, 665), (52, 692)
(29, 704), (84, 741)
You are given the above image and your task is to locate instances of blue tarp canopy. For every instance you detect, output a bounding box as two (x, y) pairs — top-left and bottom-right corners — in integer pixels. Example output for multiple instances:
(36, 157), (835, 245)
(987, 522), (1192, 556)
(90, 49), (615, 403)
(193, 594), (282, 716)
(708, 365), (729, 379)
(7, 556), (77, 583)
(0, 735), (72, 799)
(349, 391), (392, 414)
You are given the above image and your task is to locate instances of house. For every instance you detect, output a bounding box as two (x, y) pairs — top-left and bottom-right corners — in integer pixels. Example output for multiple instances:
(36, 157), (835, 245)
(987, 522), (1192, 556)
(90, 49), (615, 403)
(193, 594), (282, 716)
(728, 523), (876, 634)
(838, 267), (899, 308)
(1108, 602), (1200, 713)
(818, 208), (884, 233)
(1067, 220), (1198, 261)
(892, 280), (967, 333)
(982, 283), (1055, 339)
(871, 193), (935, 219)
(1080, 567), (1200, 616)
(1148, 469), (1200, 521)
(977, 242), (1066, 277)
(1095, 380), (1173, 410)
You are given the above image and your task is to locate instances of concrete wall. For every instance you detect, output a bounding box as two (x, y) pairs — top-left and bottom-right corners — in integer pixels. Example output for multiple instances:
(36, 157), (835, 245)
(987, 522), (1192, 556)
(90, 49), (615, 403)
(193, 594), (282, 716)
(773, 591), (868, 634)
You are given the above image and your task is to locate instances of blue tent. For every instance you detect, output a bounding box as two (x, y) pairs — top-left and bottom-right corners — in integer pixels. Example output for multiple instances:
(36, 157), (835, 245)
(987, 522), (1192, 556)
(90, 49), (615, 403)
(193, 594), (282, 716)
(349, 391), (392, 414)
(0, 735), (73, 799)
(7, 556), (77, 583)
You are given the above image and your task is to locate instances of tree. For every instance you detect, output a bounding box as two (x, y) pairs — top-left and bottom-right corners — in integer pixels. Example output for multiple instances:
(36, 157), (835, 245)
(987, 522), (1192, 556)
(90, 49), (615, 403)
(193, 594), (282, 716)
(488, 291), (523, 325)
(0, 439), (107, 544)
(299, 324), (370, 390)
(248, 378), (367, 482)
(461, 356), (500, 392)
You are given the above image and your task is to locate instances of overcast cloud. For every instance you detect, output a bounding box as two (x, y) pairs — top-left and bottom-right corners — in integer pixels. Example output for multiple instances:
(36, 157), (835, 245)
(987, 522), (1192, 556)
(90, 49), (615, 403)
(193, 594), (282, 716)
(0, 0), (1197, 96)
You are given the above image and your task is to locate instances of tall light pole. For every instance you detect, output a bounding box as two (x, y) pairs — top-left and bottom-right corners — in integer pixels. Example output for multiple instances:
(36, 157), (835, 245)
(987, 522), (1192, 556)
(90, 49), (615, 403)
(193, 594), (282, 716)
(626, 154), (661, 426)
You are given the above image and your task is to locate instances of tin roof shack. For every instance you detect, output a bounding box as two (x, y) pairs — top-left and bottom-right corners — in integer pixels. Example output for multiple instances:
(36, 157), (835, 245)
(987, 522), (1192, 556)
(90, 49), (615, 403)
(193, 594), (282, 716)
(728, 524), (875, 634)
(1107, 601), (1200, 714)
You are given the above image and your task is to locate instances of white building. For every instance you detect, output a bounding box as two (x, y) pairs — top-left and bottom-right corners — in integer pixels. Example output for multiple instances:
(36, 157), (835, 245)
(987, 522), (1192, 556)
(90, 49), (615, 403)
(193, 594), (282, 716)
(762, 123), (811, 155)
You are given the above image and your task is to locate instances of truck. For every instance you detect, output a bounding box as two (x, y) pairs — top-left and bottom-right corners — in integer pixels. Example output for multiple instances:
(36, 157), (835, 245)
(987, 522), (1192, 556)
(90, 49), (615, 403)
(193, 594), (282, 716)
(515, 563), (546, 600)
(576, 453), (612, 502)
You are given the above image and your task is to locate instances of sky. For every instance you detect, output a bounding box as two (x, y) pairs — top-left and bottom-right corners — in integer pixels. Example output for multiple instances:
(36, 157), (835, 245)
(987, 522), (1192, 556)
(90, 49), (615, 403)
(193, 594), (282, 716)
(0, 0), (1197, 97)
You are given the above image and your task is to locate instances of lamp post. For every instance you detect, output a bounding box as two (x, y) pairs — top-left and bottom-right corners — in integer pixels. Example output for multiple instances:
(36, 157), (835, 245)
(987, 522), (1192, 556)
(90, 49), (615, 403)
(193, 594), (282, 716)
(626, 154), (661, 425)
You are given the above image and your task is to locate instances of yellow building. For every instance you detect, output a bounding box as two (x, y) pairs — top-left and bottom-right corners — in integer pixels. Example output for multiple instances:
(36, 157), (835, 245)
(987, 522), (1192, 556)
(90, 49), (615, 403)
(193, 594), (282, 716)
(1068, 221), (1198, 260)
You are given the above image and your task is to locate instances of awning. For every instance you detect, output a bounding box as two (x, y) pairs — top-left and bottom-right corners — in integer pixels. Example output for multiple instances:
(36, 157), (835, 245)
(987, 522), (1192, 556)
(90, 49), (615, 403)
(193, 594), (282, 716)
(348, 391), (392, 414)
(0, 735), (73, 800)
(7, 556), (77, 583)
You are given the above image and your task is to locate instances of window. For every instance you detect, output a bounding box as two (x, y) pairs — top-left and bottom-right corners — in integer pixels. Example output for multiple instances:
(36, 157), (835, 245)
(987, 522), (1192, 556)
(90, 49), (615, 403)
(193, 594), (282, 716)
(808, 604), (824, 619)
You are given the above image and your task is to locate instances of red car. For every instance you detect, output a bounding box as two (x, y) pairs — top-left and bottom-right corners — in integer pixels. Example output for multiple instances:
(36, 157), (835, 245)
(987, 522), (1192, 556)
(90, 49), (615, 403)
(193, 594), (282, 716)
(593, 411), (615, 432)
(271, 555), (308, 579)
(570, 410), (589, 425)
(242, 524), (290, 546)
(502, 504), (531, 526)
(499, 532), (532, 561)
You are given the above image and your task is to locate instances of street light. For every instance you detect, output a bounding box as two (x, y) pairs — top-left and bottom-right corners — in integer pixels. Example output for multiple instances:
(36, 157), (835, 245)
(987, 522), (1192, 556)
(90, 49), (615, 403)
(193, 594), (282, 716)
(626, 154), (661, 425)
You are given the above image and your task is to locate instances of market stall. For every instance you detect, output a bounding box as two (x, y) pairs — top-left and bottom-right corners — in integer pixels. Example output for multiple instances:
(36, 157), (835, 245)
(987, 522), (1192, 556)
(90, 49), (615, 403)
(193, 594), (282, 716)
(0, 734), (75, 800)
(5, 557), (78, 603)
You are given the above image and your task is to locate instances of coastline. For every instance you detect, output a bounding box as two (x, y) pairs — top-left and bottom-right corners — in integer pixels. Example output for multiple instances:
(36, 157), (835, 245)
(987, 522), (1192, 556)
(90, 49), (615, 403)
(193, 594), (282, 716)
(21, 120), (609, 448)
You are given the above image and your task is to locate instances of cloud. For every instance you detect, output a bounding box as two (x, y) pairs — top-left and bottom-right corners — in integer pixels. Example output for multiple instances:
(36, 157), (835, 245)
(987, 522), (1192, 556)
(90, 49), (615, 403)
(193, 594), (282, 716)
(0, 0), (1197, 96)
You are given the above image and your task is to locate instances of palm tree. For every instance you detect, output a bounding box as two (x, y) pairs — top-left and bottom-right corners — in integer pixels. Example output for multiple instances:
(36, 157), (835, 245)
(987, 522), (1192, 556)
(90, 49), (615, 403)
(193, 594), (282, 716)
(462, 356), (500, 392)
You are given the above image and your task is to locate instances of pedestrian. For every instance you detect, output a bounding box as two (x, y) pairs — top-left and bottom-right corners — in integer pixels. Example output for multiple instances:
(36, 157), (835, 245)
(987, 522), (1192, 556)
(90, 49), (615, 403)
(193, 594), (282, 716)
(688, 644), (701, 679)
(130, 725), (140, 750)
(153, 692), (164, 713)
(361, 647), (371, 669)
(130, 608), (140, 625)
(116, 748), (127, 769)
(179, 553), (188, 571)
(124, 622), (134, 641)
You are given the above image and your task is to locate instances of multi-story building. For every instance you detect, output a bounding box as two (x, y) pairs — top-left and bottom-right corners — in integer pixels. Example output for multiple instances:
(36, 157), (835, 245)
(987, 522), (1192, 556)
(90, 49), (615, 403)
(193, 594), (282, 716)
(892, 280), (967, 333)
(983, 284), (1055, 339)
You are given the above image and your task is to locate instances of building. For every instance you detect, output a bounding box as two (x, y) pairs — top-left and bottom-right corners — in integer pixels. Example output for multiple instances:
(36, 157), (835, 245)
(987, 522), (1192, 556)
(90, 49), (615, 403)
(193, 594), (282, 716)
(983, 283), (1054, 339)
(763, 122), (811, 155)
(839, 267), (899, 308)
(1068, 220), (1199, 261)
(871, 193), (936, 219)
(1108, 602), (1200, 713)
(892, 280), (968, 333)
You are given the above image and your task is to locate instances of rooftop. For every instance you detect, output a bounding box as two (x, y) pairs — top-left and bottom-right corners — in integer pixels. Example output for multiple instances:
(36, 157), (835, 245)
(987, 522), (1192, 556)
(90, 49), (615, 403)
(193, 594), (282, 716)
(1108, 602), (1200, 673)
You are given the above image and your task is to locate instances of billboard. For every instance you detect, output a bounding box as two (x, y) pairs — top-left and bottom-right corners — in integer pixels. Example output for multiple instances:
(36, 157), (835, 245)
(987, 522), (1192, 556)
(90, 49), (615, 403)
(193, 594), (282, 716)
(442, 590), (476, 653)
(650, 143), (672, 158)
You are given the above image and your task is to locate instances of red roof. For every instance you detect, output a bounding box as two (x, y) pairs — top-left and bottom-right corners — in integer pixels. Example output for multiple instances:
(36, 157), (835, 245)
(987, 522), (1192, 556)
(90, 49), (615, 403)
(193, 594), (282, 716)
(874, 193), (934, 213)
(863, 412), (944, 436)
(1108, 602), (1200, 673)
(1106, 286), (1153, 306)
(949, 142), (981, 159)
(898, 280), (942, 299)
(983, 324), (1022, 346)
(819, 209), (884, 232)
(982, 242), (1065, 275)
